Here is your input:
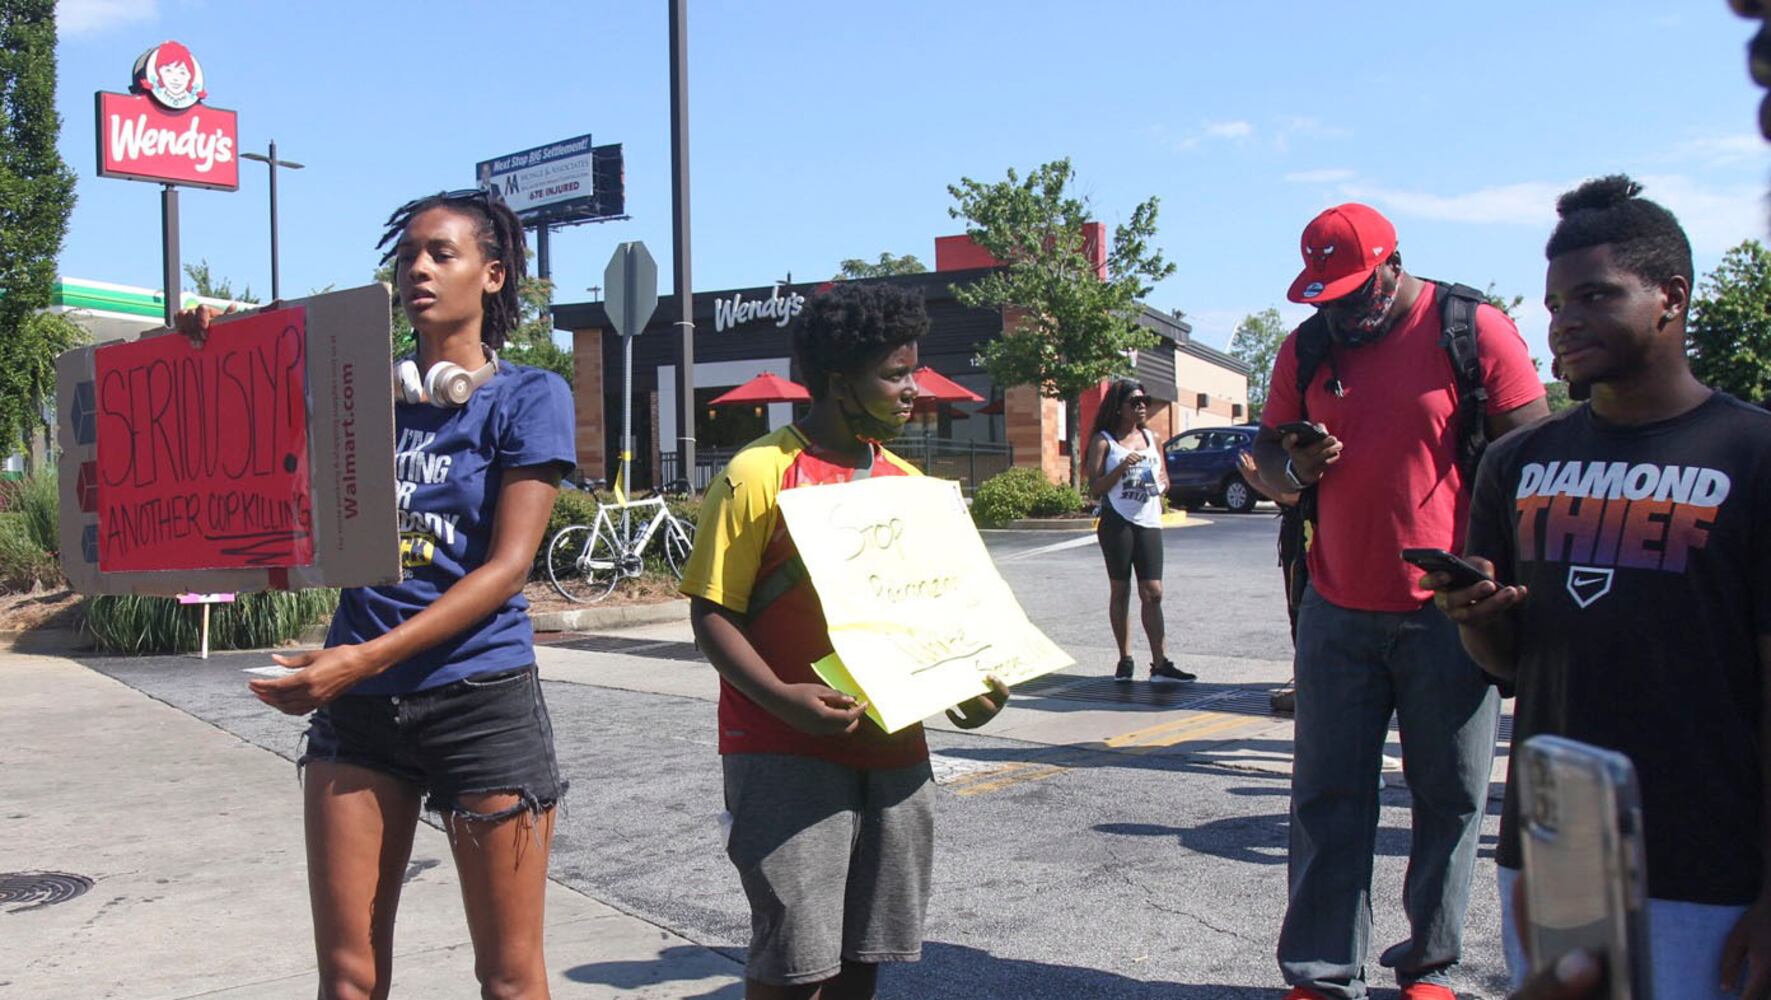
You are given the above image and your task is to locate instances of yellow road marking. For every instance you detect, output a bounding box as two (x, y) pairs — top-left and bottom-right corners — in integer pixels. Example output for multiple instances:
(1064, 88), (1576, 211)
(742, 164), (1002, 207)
(952, 763), (1072, 796)
(1105, 710), (1255, 749)
(946, 711), (1271, 797)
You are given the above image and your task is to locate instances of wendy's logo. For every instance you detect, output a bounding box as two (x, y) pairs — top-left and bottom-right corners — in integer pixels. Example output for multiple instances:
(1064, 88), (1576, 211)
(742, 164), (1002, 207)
(132, 41), (207, 111)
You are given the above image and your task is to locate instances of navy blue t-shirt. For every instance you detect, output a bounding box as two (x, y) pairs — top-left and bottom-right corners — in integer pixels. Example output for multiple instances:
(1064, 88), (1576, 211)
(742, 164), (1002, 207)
(330, 361), (575, 694)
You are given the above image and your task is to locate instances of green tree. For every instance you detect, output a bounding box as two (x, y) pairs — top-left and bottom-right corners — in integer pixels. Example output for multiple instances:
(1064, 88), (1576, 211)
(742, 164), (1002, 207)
(1481, 282), (1525, 322)
(1228, 308), (1288, 422)
(1542, 380), (1574, 412)
(184, 259), (258, 304)
(375, 262), (572, 384)
(947, 158), (1176, 488)
(0, 1), (79, 459)
(1687, 240), (1771, 403)
(834, 252), (927, 280)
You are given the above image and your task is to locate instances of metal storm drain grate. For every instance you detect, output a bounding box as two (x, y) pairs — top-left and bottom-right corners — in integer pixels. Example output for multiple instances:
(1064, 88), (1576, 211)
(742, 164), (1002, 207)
(0, 871), (94, 912)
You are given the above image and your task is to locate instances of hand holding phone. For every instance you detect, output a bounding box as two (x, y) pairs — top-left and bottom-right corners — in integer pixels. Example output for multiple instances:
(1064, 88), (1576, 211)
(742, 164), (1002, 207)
(1402, 548), (1495, 590)
(1276, 421), (1328, 447)
(1518, 735), (1651, 1000)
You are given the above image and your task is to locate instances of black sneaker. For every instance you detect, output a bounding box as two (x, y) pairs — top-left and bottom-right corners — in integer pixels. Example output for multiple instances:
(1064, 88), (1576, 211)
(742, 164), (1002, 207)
(1113, 656), (1135, 683)
(1150, 659), (1196, 683)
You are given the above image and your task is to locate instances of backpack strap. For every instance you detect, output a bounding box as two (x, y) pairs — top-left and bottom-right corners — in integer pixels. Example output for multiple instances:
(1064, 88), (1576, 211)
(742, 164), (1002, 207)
(1433, 280), (1489, 478)
(1292, 313), (1335, 421)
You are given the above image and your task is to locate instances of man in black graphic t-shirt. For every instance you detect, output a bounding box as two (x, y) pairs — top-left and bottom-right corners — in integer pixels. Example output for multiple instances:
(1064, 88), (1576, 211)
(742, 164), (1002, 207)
(1428, 175), (1771, 1000)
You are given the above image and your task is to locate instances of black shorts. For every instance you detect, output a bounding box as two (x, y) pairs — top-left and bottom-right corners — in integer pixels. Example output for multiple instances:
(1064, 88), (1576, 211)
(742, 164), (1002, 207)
(1097, 505), (1163, 583)
(299, 665), (565, 822)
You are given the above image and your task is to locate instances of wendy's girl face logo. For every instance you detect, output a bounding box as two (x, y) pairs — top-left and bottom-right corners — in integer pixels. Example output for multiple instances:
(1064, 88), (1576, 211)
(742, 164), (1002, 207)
(132, 41), (206, 111)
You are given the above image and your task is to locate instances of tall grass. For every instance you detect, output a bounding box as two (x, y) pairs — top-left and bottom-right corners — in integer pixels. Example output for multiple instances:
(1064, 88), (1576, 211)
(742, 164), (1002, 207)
(83, 588), (340, 654)
(11, 471), (60, 554)
(0, 471), (63, 592)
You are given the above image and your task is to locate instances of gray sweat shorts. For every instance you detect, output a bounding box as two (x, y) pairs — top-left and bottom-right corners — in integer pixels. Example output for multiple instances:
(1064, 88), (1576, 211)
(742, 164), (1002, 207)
(722, 753), (935, 986)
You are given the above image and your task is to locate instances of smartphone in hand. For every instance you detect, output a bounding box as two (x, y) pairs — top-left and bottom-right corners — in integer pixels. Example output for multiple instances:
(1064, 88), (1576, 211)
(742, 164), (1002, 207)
(1401, 548), (1494, 590)
(1518, 735), (1651, 1000)
(1276, 421), (1328, 447)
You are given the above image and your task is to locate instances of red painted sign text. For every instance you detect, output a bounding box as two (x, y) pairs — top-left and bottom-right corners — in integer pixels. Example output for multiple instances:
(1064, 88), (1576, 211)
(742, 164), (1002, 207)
(94, 308), (314, 572)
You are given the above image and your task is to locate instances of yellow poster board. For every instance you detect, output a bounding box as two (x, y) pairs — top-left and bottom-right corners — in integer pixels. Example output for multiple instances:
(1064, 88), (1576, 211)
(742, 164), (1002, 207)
(777, 475), (1073, 733)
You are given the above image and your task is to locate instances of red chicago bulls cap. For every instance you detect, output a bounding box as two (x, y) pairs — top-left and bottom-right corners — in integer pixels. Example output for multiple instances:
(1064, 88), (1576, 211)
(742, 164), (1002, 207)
(1286, 203), (1398, 304)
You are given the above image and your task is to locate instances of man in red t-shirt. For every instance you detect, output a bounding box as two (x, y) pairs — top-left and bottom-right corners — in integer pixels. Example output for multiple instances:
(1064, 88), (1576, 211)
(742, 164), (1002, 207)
(1252, 204), (1549, 1000)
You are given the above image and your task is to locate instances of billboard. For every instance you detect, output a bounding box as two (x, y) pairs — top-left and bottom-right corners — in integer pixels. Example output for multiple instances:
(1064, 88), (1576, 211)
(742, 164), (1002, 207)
(476, 136), (625, 225)
(95, 41), (239, 191)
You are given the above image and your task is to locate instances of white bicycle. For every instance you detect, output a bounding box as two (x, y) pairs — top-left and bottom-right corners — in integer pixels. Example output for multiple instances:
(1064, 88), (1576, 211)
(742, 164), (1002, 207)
(546, 478), (696, 603)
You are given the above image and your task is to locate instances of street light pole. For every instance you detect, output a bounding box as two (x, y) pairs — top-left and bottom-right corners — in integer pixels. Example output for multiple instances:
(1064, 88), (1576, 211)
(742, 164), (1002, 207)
(240, 140), (305, 302)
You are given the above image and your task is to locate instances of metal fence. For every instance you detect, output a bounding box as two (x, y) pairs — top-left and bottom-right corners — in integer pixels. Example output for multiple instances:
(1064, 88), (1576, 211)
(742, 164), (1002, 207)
(660, 436), (1013, 495)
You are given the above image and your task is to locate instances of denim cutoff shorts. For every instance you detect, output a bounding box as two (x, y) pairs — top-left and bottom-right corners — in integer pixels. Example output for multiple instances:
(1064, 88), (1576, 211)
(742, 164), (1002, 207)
(298, 665), (565, 822)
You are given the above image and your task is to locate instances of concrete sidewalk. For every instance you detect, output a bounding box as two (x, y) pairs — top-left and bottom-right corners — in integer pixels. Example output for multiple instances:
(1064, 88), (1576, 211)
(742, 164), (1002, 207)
(0, 650), (743, 1000)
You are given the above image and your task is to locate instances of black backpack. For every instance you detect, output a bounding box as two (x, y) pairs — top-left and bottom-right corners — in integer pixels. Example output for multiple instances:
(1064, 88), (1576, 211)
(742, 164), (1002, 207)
(1277, 281), (1489, 615)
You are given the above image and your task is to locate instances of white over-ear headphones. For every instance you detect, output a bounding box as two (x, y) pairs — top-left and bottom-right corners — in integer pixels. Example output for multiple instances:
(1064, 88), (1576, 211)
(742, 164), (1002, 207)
(395, 345), (499, 407)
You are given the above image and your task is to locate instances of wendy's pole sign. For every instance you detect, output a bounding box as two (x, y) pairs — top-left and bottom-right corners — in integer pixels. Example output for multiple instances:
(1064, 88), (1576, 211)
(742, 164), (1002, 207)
(95, 40), (240, 326)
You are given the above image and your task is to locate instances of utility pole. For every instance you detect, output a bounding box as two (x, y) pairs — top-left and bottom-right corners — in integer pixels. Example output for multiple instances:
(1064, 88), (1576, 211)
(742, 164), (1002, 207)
(240, 140), (305, 302)
(669, 0), (696, 489)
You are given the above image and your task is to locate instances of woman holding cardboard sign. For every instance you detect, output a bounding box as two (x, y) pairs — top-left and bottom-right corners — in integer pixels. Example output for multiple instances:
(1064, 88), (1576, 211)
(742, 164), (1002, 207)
(177, 187), (574, 998)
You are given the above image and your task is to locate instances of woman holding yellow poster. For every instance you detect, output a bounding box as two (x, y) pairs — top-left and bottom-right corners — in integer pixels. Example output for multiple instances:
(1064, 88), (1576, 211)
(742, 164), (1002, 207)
(680, 283), (1009, 1000)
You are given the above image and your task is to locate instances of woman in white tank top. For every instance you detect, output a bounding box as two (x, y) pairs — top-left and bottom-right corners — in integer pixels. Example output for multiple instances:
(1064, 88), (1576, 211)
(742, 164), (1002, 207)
(1083, 379), (1195, 684)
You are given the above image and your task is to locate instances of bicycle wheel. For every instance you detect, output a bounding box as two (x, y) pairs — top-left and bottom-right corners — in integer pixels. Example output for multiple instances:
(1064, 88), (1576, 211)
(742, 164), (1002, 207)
(662, 516), (695, 579)
(547, 525), (621, 603)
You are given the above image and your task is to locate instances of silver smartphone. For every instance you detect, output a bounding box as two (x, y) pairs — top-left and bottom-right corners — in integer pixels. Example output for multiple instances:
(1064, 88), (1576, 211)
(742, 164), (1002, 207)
(1517, 734), (1653, 1000)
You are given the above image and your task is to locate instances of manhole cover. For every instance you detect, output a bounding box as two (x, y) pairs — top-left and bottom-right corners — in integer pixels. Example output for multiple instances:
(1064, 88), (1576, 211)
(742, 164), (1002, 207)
(0, 871), (94, 912)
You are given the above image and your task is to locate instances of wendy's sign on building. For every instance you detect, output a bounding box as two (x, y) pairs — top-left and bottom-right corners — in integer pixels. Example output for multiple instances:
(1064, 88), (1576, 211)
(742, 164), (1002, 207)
(95, 40), (238, 190)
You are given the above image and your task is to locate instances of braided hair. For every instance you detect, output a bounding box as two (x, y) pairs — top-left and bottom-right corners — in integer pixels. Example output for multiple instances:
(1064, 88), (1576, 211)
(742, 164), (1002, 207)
(376, 190), (528, 348)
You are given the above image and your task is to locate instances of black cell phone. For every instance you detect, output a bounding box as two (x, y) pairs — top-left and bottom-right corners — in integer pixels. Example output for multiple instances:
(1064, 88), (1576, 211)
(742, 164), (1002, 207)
(1401, 547), (1494, 589)
(1276, 421), (1328, 446)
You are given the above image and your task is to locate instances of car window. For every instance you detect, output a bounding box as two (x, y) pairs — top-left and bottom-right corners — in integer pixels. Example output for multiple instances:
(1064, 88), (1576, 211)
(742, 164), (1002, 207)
(1166, 432), (1211, 454)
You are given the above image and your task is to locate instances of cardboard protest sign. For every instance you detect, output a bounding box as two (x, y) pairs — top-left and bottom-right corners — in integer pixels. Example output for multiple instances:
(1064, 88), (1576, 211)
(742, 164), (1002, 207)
(91, 307), (313, 572)
(777, 475), (1072, 733)
(57, 283), (401, 595)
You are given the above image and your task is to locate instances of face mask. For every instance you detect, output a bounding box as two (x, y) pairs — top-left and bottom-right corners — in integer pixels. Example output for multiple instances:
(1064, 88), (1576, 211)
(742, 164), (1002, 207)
(839, 383), (904, 444)
(1328, 270), (1397, 346)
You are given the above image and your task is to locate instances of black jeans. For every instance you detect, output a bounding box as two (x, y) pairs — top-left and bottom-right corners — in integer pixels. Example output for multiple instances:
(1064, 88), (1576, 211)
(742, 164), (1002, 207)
(299, 665), (565, 821)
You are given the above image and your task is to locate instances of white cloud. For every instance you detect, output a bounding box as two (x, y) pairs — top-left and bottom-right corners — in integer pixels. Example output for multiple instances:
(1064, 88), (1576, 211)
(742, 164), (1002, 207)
(1665, 134), (1770, 168)
(1631, 174), (1770, 256)
(57, 0), (157, 36)
(1278, 116), (1351, 140)
(1204, 120), (1254, 140)
(1285, 168), (1356, 184)
(1337, 180), (1564, 226)
(1337, 175), (1768, 256)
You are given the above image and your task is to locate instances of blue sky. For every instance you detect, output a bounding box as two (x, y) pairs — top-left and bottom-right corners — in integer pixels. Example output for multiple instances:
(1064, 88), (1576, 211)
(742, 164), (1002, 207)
(53, 0), (1770, 369)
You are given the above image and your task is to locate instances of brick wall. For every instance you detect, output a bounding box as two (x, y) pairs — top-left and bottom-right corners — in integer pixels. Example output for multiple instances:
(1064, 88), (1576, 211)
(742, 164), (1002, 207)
(573, 328), (605, 479)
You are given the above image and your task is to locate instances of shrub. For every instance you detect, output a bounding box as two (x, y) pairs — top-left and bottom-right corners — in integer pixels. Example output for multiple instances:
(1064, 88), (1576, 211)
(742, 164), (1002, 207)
(13, 471), (59, 555)
(0, 512), (58, 593)
(971, 466), (1056, 527)
(1031, 482), (1087, 517)
(83, 588), (341, 655)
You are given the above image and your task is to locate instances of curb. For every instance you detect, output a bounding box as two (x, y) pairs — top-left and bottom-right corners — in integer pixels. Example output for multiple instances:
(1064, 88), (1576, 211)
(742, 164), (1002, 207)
(531, 598), (690, 633)
(1001, 510), (1191, 532)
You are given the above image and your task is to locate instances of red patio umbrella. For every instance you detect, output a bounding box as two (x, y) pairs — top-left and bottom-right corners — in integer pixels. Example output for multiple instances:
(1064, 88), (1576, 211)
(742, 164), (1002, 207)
(709, 371), (811, 406)
(913, 367), (984, 403)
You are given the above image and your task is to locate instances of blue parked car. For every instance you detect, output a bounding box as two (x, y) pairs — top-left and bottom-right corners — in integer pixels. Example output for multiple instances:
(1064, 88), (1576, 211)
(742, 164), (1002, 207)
(1163, 424), (1263, 513)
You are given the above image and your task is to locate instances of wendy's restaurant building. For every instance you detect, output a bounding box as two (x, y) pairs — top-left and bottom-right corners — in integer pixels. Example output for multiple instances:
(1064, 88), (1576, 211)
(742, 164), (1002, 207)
(549, 227), (1252, 493)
